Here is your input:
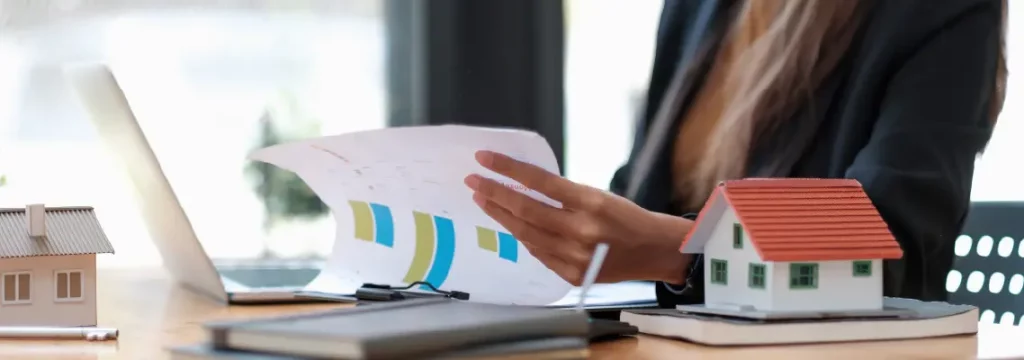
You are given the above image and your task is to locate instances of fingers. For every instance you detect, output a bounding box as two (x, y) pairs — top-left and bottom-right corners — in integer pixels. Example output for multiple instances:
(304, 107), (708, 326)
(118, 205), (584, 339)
(465, 174), (569, 232)
(523, 245), (585, 286)
(475, 150), (604, 210)
(472, 193), (590, 267)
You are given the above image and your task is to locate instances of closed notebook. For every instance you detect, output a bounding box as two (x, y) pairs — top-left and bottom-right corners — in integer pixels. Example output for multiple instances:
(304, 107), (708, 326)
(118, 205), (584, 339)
(205, 298), (589, 359)
(622, 297), (978, 346)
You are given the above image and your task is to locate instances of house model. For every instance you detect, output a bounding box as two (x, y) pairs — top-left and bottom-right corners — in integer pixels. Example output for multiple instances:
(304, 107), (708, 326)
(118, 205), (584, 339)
(0, 204), (115, 327)
(680, 179), (903, 313)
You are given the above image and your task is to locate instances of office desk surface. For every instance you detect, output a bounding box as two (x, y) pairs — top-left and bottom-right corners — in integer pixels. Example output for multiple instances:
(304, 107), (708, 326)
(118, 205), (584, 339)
(0, 268), (1020, 360)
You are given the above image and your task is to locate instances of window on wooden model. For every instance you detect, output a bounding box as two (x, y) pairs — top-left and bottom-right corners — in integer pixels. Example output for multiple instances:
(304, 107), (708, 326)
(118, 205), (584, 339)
(852, 261), (872, 277)
(748, 263), (766, 289)
(711, 259), (728, 285)
(55, 270), (84, 301)
(789, 263), (818, 289)
(732, 223), (743, 249)
(2, 272), (31, 304)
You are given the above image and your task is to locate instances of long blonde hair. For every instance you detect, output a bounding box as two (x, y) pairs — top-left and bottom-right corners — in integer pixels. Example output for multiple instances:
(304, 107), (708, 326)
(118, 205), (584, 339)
(684, 0), (1008, 207)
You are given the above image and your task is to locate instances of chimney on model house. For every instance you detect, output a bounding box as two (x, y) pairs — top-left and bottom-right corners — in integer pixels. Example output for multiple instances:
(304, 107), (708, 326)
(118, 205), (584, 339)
(27, 204), (45, 238)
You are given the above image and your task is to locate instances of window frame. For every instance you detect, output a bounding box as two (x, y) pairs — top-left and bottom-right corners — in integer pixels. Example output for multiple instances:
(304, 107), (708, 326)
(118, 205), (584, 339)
(1, 271), (32, 305)
(789, 263), (819, 290)
(732, 223), (743, 249)
(852, 261), (872, 277)
(710, 259), (728, 285)
(748, 263), (766, 289)
(54, 269), (85, 303)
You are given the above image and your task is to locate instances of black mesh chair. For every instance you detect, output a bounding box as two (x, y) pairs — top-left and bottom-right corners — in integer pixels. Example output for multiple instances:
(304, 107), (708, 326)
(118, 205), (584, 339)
(946, 201), (1024, 326)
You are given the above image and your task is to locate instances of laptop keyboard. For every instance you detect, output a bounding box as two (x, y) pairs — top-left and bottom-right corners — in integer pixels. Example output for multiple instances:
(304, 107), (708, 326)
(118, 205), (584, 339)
(219, 268), (322, 289)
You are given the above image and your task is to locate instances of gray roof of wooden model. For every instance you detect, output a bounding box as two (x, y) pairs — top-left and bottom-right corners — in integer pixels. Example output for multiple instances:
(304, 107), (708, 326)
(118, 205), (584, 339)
(0, 206), (115, 258)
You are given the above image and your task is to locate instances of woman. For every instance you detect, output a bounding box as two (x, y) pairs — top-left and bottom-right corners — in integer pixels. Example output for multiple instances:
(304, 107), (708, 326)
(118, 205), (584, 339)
(465, 0), (1007, 307)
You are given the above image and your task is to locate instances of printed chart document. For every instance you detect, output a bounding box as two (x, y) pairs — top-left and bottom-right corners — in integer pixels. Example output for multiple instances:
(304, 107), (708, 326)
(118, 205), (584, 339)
(250, 125), (572, 306)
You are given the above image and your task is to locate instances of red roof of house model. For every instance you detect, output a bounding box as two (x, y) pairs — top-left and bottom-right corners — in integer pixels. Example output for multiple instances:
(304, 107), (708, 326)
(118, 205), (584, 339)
(680, 178), (904, 262)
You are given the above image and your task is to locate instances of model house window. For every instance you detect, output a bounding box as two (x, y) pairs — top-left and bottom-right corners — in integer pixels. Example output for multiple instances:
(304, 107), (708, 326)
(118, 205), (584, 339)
(748, 263), (766, 289)
(2, 272), (31, 304)
(789, 263), (818, 289)
(732, 223), (743, 249)
(55, 270), (83, 301)
(852, 261), (872, 277)
(710, 259), (728, 285)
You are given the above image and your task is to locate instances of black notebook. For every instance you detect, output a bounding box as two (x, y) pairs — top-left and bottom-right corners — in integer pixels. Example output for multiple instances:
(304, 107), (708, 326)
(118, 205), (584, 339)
(204, 298), (590, 359)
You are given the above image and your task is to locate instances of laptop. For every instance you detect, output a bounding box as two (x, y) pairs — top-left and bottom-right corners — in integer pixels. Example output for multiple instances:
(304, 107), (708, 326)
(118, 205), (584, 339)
(63, 63), (323, 304)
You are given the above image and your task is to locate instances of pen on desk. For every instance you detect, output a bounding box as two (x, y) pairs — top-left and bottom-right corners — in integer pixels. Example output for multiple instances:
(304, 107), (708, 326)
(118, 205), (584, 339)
(575, 243), (610, 312)
(0, 326), (119, 341)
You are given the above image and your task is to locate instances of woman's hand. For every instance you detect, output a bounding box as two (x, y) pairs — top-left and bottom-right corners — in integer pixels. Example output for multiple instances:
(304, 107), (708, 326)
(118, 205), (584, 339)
(464, 150), (694, 285)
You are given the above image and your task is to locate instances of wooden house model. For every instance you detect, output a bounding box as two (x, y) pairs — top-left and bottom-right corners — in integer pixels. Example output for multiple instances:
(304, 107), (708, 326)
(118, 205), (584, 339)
(0, 204), (114, 326)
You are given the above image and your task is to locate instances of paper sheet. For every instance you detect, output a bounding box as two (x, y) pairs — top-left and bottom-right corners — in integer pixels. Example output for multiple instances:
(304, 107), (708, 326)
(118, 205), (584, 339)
(546, 282), (657, 308)
(250, 125), (572, 305)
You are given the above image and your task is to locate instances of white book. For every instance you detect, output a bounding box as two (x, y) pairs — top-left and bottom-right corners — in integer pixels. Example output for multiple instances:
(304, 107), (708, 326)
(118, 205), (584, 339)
(621, 297), (979, 346)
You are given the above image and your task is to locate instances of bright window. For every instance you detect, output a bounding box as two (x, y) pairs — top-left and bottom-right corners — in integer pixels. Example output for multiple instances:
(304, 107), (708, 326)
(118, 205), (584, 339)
(55, 270), (84, 301)
(971, 3), (1024, 201)
(564, 0), (663, 188)
(2, 272), (31, 304)
(0, 2), (387, 268)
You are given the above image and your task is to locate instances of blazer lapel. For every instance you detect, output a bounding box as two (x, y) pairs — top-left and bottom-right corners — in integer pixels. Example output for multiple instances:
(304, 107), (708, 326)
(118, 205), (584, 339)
(625, 0), (734, 202)
(747, 74), (844, 178)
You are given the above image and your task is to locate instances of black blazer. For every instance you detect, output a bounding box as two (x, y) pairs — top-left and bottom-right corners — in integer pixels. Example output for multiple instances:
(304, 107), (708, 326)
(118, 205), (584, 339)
(609, 0), (1003, 307)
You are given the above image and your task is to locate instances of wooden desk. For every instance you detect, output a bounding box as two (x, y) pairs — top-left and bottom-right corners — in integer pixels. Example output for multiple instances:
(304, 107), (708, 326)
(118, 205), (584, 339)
(0, 268), (1020, 360)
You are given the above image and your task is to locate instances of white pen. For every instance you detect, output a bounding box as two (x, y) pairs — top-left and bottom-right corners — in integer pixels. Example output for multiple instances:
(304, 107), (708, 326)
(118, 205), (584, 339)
(575, 243), (610, 312)
(0, 326), (118, 341)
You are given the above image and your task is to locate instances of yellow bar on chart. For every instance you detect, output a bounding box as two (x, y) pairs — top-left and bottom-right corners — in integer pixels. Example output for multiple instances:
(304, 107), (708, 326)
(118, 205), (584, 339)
(476, 226), (498, 252)
(349, 200), (374, 242)
(403, 211), (436, 283)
